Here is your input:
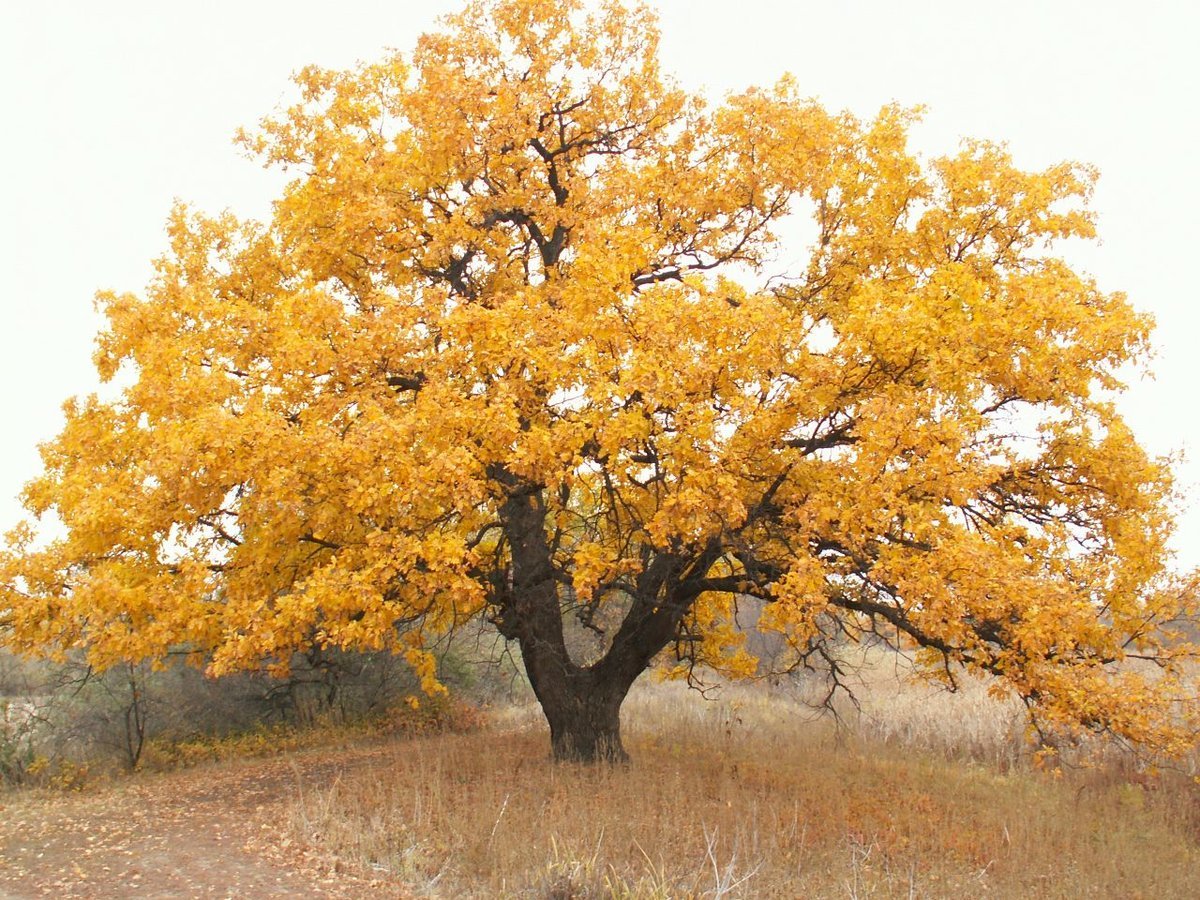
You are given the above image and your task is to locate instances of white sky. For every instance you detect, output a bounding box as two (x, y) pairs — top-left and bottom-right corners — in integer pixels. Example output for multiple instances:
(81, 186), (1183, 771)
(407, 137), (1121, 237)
(1, 1), (1198, 568)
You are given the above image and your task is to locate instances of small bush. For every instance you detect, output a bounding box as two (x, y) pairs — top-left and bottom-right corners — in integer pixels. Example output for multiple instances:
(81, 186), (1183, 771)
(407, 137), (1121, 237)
(0, 697), (43, 785)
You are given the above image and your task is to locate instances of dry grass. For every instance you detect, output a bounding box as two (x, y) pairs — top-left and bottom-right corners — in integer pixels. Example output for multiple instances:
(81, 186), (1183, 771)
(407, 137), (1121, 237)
(287, 670), (1200, 898)
(766, 645), (1031, 772)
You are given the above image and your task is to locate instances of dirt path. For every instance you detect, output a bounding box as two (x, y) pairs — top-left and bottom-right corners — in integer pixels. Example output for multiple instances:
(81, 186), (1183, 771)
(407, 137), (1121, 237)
(0, 744), (410, 899)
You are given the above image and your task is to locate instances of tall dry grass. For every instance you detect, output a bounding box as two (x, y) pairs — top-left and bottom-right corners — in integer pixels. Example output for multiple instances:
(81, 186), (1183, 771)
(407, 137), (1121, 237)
(287, 662), (1200, 898)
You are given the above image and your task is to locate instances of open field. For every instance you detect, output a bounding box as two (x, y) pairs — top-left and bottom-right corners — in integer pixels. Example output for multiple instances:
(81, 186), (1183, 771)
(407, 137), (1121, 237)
(289, 674), (1200, 898)
(3, 658), (1199, 898)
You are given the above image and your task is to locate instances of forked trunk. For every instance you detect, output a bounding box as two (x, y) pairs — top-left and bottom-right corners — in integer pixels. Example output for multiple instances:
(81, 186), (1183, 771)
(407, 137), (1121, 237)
(497, 474), (668, 764)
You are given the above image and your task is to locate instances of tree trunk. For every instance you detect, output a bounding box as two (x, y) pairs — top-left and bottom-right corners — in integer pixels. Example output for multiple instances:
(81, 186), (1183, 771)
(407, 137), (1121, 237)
(529, 670), (630, 764)
(494, 470), (675, 763)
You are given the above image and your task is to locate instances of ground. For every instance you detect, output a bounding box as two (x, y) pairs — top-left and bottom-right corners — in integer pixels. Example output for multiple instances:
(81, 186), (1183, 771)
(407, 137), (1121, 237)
(0, 744), (408, 899)
(2, 681), (1198, 897)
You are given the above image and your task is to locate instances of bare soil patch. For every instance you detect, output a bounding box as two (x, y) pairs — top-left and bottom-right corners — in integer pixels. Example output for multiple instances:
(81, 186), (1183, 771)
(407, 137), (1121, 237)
(0, 743), (409, 899)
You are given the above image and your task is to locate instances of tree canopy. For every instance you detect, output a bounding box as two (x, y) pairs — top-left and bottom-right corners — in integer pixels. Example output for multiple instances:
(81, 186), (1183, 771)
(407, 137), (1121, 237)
(3, 0), (1197, 762)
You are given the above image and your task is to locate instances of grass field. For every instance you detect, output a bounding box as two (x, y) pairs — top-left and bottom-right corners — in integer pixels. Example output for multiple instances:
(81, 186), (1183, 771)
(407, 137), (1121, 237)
(287, 661), (1200, 898)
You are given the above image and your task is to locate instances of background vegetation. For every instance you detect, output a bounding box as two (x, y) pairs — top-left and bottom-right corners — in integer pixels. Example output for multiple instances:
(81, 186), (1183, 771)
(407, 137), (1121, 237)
(0, 621), (521, 786)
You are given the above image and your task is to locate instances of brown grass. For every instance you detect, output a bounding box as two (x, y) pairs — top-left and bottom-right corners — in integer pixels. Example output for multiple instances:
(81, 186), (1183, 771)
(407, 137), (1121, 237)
(287, 674), (1200, 898)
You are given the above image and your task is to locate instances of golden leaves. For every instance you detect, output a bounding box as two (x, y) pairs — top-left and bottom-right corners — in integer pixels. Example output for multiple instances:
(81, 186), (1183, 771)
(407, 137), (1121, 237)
(1, 0), (1194, 754)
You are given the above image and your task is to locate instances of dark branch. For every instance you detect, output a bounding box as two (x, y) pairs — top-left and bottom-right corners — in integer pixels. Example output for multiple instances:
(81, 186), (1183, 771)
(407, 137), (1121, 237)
(386, 372), (427, 392)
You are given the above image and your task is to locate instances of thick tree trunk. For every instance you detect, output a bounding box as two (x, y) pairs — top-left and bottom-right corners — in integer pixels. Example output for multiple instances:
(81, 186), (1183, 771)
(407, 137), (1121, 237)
(528, 669), (630, 764)
(494, 476), (625, 762)
(493, 470), (695, 764)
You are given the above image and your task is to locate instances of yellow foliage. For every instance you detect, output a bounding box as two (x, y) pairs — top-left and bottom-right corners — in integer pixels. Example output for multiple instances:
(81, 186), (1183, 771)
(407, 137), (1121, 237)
(1, 0), (1196, 757)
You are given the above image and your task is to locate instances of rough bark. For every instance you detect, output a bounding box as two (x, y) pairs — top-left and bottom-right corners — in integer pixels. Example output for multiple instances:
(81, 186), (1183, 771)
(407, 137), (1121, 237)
(535, 670), (629, 764)
(496, 476), (638, 762)
(495, 472), (718, 763)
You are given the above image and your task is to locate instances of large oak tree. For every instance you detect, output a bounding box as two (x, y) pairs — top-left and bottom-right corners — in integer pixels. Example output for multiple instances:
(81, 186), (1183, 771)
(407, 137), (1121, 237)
(3, 0), (1197, 761)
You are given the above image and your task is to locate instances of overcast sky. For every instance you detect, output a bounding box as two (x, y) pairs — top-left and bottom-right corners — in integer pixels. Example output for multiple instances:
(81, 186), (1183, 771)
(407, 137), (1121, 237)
(2, 1), (1197, 568)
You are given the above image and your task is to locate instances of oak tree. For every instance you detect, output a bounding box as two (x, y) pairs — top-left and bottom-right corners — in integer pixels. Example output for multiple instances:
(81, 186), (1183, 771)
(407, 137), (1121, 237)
(3, 0), (1197, 762)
